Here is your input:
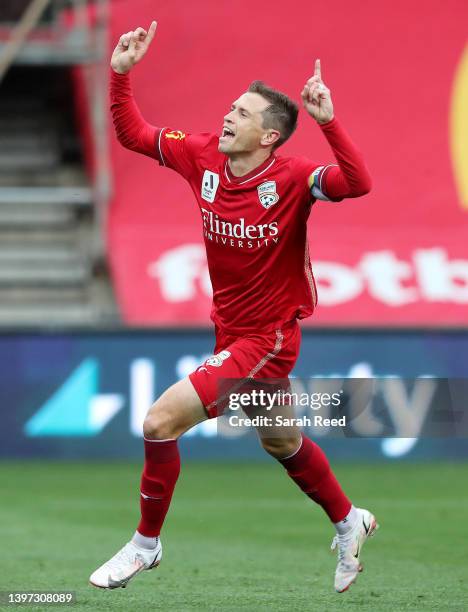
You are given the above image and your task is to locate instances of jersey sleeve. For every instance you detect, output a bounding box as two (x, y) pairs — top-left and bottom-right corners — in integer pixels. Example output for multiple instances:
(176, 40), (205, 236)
(288, 157), (327, 203)
(155, 128), (213, 180)
(312, 117), (372, 202)
(289, 156), (346, 203)
(291, 117), (372, 204)
(110, 69), (159, 160)
(308, 164), (340, 201)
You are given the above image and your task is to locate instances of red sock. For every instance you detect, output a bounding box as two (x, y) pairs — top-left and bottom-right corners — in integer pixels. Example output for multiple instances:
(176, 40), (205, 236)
(137, 438), (181, 537)
(279, 434), (351, 523)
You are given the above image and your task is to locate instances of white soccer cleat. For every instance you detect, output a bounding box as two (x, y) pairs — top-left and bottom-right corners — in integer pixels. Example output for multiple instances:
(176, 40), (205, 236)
(89, 539), (162, 589)
(331, 508), (378, 593)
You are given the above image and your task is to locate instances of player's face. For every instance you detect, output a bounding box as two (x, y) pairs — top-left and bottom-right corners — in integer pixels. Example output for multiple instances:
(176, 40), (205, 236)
(219, 92), (274, 155)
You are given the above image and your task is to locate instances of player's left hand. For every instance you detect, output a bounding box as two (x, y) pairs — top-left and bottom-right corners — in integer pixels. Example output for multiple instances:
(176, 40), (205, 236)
(301, 59), (334, 124)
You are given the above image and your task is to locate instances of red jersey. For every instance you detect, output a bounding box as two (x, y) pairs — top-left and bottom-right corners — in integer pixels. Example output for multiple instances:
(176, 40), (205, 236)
(110, 71), (372, 334)
(156, 129), (319, 333)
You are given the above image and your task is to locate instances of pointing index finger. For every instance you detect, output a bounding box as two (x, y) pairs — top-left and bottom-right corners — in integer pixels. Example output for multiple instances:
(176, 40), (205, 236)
(314, 58), (321, 79)
(146, 20), (157, 44)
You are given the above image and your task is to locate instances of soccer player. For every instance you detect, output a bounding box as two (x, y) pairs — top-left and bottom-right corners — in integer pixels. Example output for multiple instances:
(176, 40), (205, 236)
(89, 21), (378, 593)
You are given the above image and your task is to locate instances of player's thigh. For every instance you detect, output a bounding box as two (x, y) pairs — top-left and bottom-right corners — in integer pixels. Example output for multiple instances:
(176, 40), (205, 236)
(144, 377), (207, 439)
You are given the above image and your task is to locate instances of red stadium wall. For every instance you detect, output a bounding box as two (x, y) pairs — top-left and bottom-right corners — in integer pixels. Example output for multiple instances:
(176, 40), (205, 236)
(107, 0), (468, 326)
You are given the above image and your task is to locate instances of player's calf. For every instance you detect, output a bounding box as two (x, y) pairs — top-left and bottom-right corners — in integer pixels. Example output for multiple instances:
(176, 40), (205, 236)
(259, 435), (302, 459)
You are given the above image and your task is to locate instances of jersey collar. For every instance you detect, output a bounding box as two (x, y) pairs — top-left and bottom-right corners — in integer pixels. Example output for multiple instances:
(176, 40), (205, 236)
(224, 154), (276, 185)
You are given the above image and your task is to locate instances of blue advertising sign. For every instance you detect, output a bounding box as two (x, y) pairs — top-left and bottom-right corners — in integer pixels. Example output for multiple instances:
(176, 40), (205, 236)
(1, 329), (467, 461)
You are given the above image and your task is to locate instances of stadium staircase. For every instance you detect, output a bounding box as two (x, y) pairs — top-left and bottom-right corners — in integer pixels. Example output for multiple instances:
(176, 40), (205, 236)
(0, 0), (118, 327)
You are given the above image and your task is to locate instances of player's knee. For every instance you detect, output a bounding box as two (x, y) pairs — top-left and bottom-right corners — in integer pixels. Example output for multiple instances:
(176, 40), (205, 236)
(143, 401), (178, 440)
(260, 436), (301, 459)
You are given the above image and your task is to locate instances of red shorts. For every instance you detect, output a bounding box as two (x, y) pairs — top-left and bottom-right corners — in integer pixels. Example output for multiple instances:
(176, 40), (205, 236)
(189, 320), (301, 418)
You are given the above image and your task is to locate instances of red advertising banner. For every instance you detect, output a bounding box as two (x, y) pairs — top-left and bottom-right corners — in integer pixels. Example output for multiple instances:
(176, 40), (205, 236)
(107, 0), (468, 325)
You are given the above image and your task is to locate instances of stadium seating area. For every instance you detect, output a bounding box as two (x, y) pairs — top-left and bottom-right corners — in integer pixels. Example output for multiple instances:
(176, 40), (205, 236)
(0, 0), (117, 326)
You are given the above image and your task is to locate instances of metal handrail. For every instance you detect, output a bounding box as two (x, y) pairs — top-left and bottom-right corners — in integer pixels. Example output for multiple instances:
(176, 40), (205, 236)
(87, 0), (111, 260)
(0, 0), (52, 83)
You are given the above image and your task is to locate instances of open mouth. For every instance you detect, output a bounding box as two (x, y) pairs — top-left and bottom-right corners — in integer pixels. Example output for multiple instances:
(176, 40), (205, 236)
(220, 126), (235, 140)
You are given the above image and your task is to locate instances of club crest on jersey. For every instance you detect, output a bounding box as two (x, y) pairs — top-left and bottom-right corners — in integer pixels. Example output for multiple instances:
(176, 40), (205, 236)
(205, 350), (231, 367)
(257, 181), (279, 209)
(165, 130), (185, 140)
(201, 170), (220, 203)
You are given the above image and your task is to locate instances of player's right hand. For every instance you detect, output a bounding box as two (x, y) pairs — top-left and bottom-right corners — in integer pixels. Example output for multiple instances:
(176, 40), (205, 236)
(111, 21), (157, 74)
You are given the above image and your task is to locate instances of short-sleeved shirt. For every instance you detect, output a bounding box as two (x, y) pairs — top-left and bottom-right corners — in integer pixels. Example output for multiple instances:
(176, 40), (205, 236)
(155, 128), (322, 335)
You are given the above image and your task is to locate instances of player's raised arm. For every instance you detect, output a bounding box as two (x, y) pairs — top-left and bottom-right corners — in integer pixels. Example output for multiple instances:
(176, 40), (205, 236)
(109, 21), (160, 159)
(301, 59), (372, 200)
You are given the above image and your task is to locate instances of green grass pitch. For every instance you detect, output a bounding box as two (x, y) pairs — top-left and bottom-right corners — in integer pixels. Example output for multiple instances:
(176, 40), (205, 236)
(1, 461), (467, 611)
